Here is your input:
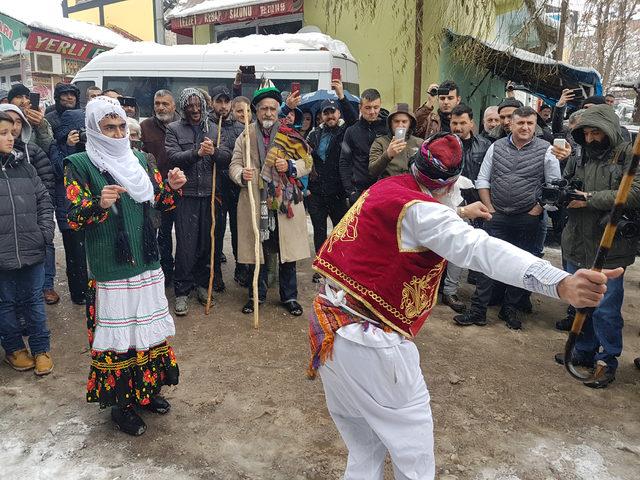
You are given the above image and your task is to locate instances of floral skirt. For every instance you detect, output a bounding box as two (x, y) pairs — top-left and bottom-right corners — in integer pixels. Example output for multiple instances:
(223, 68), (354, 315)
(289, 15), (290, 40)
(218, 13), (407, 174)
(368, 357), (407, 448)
(85, 269), (179, 408)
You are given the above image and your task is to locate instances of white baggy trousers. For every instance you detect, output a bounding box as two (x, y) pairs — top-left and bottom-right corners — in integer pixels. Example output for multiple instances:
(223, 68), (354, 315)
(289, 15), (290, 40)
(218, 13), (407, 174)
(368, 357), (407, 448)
(319, 327), (435, 480)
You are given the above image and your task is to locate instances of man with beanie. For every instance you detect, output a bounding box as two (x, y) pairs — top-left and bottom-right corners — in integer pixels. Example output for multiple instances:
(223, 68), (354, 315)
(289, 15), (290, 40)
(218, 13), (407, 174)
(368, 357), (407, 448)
(339, 88), (386, 205)
(166, 88), (231, 316)
(554, 104), (639, 388)
(0, 104), (57, 304)
(487, 98), (523, 141)
(308, 132), (620, 480)
(369, 102), (423, 179)
(414, 80), (461, 138)
(208, 85), (248, 290)
(307, 81), (358, 282)
(46, 82), (89, 305)
(454, 107), (569, 330)
(229, 78), (312, 316)
(8, 83), (54, 153)
(141, 89), (180, 286)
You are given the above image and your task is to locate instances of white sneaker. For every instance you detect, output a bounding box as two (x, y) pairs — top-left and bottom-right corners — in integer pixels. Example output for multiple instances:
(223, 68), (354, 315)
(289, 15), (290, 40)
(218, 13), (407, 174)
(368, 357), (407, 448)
(174, 296), (189, 316)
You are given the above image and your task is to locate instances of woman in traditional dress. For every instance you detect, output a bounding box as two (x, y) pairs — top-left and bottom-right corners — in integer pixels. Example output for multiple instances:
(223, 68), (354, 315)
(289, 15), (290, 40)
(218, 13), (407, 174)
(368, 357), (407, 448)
(64, 96), (186, 436)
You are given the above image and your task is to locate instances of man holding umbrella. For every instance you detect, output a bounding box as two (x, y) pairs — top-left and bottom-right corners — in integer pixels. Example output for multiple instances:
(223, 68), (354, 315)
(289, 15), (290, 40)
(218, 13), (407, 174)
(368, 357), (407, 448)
(306, 79), (358, 282)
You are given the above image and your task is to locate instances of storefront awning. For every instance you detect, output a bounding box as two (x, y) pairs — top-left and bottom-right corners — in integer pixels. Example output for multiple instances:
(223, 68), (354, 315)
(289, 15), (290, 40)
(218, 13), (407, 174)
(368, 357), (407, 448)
(446, 30), (603, 106)
(166, 0), (304, 31)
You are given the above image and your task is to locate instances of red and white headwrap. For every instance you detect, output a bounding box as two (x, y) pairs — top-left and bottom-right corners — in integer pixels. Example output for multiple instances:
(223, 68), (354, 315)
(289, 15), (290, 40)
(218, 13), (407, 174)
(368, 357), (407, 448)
(410, 133), (463, 192)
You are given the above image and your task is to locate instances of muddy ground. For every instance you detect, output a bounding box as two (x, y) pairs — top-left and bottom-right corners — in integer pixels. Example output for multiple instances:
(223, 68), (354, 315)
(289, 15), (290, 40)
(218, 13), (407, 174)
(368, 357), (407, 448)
(1, 233), (639, 480)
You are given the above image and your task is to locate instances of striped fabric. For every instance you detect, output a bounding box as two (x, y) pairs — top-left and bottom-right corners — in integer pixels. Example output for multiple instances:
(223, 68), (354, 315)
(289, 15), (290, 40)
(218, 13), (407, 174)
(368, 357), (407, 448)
(92, 268), (175, 353)
(522, 260), (571, 299)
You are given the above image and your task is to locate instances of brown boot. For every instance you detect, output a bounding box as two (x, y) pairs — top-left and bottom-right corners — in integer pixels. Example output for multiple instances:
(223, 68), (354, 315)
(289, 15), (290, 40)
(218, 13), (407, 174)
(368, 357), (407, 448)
(34, 352), (54, 376)
(5, 349), (35, 371)
(43, 289), (60, 305)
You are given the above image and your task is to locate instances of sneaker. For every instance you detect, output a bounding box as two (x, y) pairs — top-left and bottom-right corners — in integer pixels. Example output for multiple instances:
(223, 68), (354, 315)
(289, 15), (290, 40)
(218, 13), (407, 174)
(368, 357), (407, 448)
(197, 287), (211, 306)
(111, 406), (147, 436)
(584, 368), (616, 389)
(442, 294), (466, 313)
(34, 352), (54, 376)
(141, 395), (171, 415)
(43, 289), (60, 305)
(4, 349), (35, 371)
(213, 275), (226, 293)
(454, 311), (487, 326)
(499, 307), (521, 330)
(312, 272), (322, 283)
(174, 296), (189, 316)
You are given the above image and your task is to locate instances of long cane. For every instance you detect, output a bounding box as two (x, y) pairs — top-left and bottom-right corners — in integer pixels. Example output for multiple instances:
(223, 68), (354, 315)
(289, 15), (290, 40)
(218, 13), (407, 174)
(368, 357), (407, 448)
(244, 104), (260, 329)
(564, 132), (640, 381)
(205, 115), (223, 314)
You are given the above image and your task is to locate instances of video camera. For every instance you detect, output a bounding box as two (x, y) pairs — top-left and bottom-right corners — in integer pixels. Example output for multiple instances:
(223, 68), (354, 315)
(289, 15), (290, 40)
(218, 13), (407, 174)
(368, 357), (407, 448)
(599, 211), (640, 239)
(539, 179), (586, 207)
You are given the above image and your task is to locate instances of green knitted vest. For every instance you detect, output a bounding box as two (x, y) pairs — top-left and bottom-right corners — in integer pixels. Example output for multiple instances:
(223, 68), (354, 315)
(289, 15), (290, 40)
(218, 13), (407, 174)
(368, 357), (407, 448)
(66, 151), (160, 282)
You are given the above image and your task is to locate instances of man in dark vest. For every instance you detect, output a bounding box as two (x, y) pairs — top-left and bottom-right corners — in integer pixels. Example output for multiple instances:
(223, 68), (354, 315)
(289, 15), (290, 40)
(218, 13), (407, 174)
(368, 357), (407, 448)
(454, 106), (562, 329)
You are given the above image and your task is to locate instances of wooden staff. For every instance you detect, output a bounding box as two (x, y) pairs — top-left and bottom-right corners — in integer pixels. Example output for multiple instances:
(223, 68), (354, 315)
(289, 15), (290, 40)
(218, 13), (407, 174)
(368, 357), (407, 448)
(564, 132), (640, 381)
(244, 104), (260, 329)
(205, 115), (223, 314)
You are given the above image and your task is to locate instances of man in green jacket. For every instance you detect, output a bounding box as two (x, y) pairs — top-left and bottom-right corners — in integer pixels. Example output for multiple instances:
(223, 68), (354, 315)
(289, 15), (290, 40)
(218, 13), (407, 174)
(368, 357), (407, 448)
(555, 104), (640, 388)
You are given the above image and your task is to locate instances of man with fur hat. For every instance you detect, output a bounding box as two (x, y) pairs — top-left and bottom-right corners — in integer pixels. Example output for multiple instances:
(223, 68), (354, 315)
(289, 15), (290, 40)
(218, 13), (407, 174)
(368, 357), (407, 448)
(308, 132), (622, 480)
(229, 79), (312, 316)
(166, 88), (231, 316)
(369, 102), (423, 179)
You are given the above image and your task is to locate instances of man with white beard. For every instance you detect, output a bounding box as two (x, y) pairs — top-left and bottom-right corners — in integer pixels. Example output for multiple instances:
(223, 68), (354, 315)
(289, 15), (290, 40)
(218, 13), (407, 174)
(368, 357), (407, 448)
(141, 90), (181, 285)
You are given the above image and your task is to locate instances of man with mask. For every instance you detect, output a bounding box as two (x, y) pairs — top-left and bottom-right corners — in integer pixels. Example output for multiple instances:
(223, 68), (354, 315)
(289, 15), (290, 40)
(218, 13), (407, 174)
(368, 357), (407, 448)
(141, 90), (180, 286)
(414, 80), (461, 138)
(307, 80), (358, 282)
(0, 104), (56, 304)
(166, 88), (231, 316)
(339, 88), (387, 205)
(554, 104), (639, 388)
(229, 79), (312, 316)
(208, 85), (248, 290)
(46, 82), (89, 305)
(8, 83), (54, 153)
(64, 95), (186, 435)
(307, 133), (620, 480)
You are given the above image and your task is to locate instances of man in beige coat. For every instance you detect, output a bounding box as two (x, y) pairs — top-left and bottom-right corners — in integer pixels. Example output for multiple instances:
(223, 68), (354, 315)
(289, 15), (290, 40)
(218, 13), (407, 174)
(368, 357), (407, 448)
(229, 82), (312, 316)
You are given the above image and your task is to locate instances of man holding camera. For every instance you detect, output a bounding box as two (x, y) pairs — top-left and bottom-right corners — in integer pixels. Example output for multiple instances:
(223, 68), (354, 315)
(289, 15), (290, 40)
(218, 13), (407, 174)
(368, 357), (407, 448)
(414, 80), (461, 138)
(8, 84), (54, 153)
(554, 104), (639, 388)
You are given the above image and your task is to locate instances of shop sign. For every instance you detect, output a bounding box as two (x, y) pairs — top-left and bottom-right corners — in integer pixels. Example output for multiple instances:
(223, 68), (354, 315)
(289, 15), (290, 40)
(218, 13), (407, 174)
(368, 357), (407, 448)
(0, 14), (29, 56)
(26, 30), (109, 61)
(170, 0), (303, 30)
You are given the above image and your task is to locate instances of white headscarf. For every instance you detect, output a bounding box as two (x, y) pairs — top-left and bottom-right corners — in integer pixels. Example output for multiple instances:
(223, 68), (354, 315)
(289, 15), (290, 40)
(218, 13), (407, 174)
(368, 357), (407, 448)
(85, 96), (154, 203)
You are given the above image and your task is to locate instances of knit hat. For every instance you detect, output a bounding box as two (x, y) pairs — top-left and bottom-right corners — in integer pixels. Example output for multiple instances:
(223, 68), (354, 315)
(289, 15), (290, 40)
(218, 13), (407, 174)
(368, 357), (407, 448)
(7, 83), (30, 102)
(210, 85), (231, 101)
(252, 76), (282, 108)
(410, 132), (463, 191)
(320, 99), (339, 112)
(497, 98), (523, 113)
(581, 95), (606, 108)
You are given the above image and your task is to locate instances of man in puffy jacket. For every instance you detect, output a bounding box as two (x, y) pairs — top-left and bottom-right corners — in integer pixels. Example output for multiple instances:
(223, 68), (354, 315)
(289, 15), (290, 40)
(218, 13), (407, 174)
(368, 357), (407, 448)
(166, 88), (231, 316)
(554, 104), (640, 388)
(46, 83), (88, 304)
(0, 111), (55, 376)
(0, 104), (57, 304)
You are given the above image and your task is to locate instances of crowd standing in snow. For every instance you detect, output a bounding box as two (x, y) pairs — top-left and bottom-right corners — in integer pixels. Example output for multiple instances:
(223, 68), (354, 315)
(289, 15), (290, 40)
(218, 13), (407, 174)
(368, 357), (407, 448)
(0, 72), (638, 460)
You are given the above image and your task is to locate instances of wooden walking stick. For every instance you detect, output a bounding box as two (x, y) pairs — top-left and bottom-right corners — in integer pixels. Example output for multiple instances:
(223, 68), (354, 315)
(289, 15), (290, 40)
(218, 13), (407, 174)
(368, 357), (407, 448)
(205, 115), (223, 314)
(244, 104), (260, 329)
(564, 132), (640, 381)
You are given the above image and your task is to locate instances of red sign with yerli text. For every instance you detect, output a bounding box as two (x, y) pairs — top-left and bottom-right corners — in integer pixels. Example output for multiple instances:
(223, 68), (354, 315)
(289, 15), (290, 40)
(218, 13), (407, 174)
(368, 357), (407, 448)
(26, 30), (109, 61)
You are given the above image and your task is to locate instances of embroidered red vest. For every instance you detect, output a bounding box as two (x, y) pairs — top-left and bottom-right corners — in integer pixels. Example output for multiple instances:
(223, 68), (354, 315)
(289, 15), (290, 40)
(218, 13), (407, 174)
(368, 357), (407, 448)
(313, 174), (447, 338)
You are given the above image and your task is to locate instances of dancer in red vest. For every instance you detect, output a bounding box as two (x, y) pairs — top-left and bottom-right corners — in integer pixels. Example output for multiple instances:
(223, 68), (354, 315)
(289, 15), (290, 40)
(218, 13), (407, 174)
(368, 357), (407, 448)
(308, 132), (622, 480)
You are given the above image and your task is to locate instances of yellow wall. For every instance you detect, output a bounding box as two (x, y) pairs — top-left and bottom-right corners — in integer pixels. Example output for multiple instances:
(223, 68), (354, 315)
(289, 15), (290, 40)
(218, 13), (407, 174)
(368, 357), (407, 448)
(67, 0), (155, 41)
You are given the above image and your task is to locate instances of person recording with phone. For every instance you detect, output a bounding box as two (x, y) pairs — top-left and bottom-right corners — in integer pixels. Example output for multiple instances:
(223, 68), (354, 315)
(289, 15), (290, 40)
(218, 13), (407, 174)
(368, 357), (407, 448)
(7, 83), (54, 153)
(414, 80), (461, 138)
(368, 103), (423, 179)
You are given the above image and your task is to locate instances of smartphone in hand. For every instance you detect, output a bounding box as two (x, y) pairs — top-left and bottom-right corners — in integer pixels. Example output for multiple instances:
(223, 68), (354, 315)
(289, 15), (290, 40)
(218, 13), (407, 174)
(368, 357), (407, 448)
(394, 127), (407, 141)
(29, 92), (40, 110)
(291, 82), (300, 96)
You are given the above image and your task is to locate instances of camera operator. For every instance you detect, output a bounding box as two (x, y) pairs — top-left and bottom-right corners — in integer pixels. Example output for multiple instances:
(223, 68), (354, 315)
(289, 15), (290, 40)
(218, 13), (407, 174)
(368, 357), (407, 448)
(554, 104), (640, 389)
(414, 80), (461, 138)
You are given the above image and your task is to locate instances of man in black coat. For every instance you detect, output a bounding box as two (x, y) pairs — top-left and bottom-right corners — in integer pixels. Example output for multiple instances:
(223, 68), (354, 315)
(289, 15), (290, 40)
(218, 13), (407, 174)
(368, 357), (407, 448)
(208, 85), (248, 289)
(0, 104), (58, 305)
(166, 88), (231, 316)
(307, 80), (358, 282)
(339, 88), (387, 205)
